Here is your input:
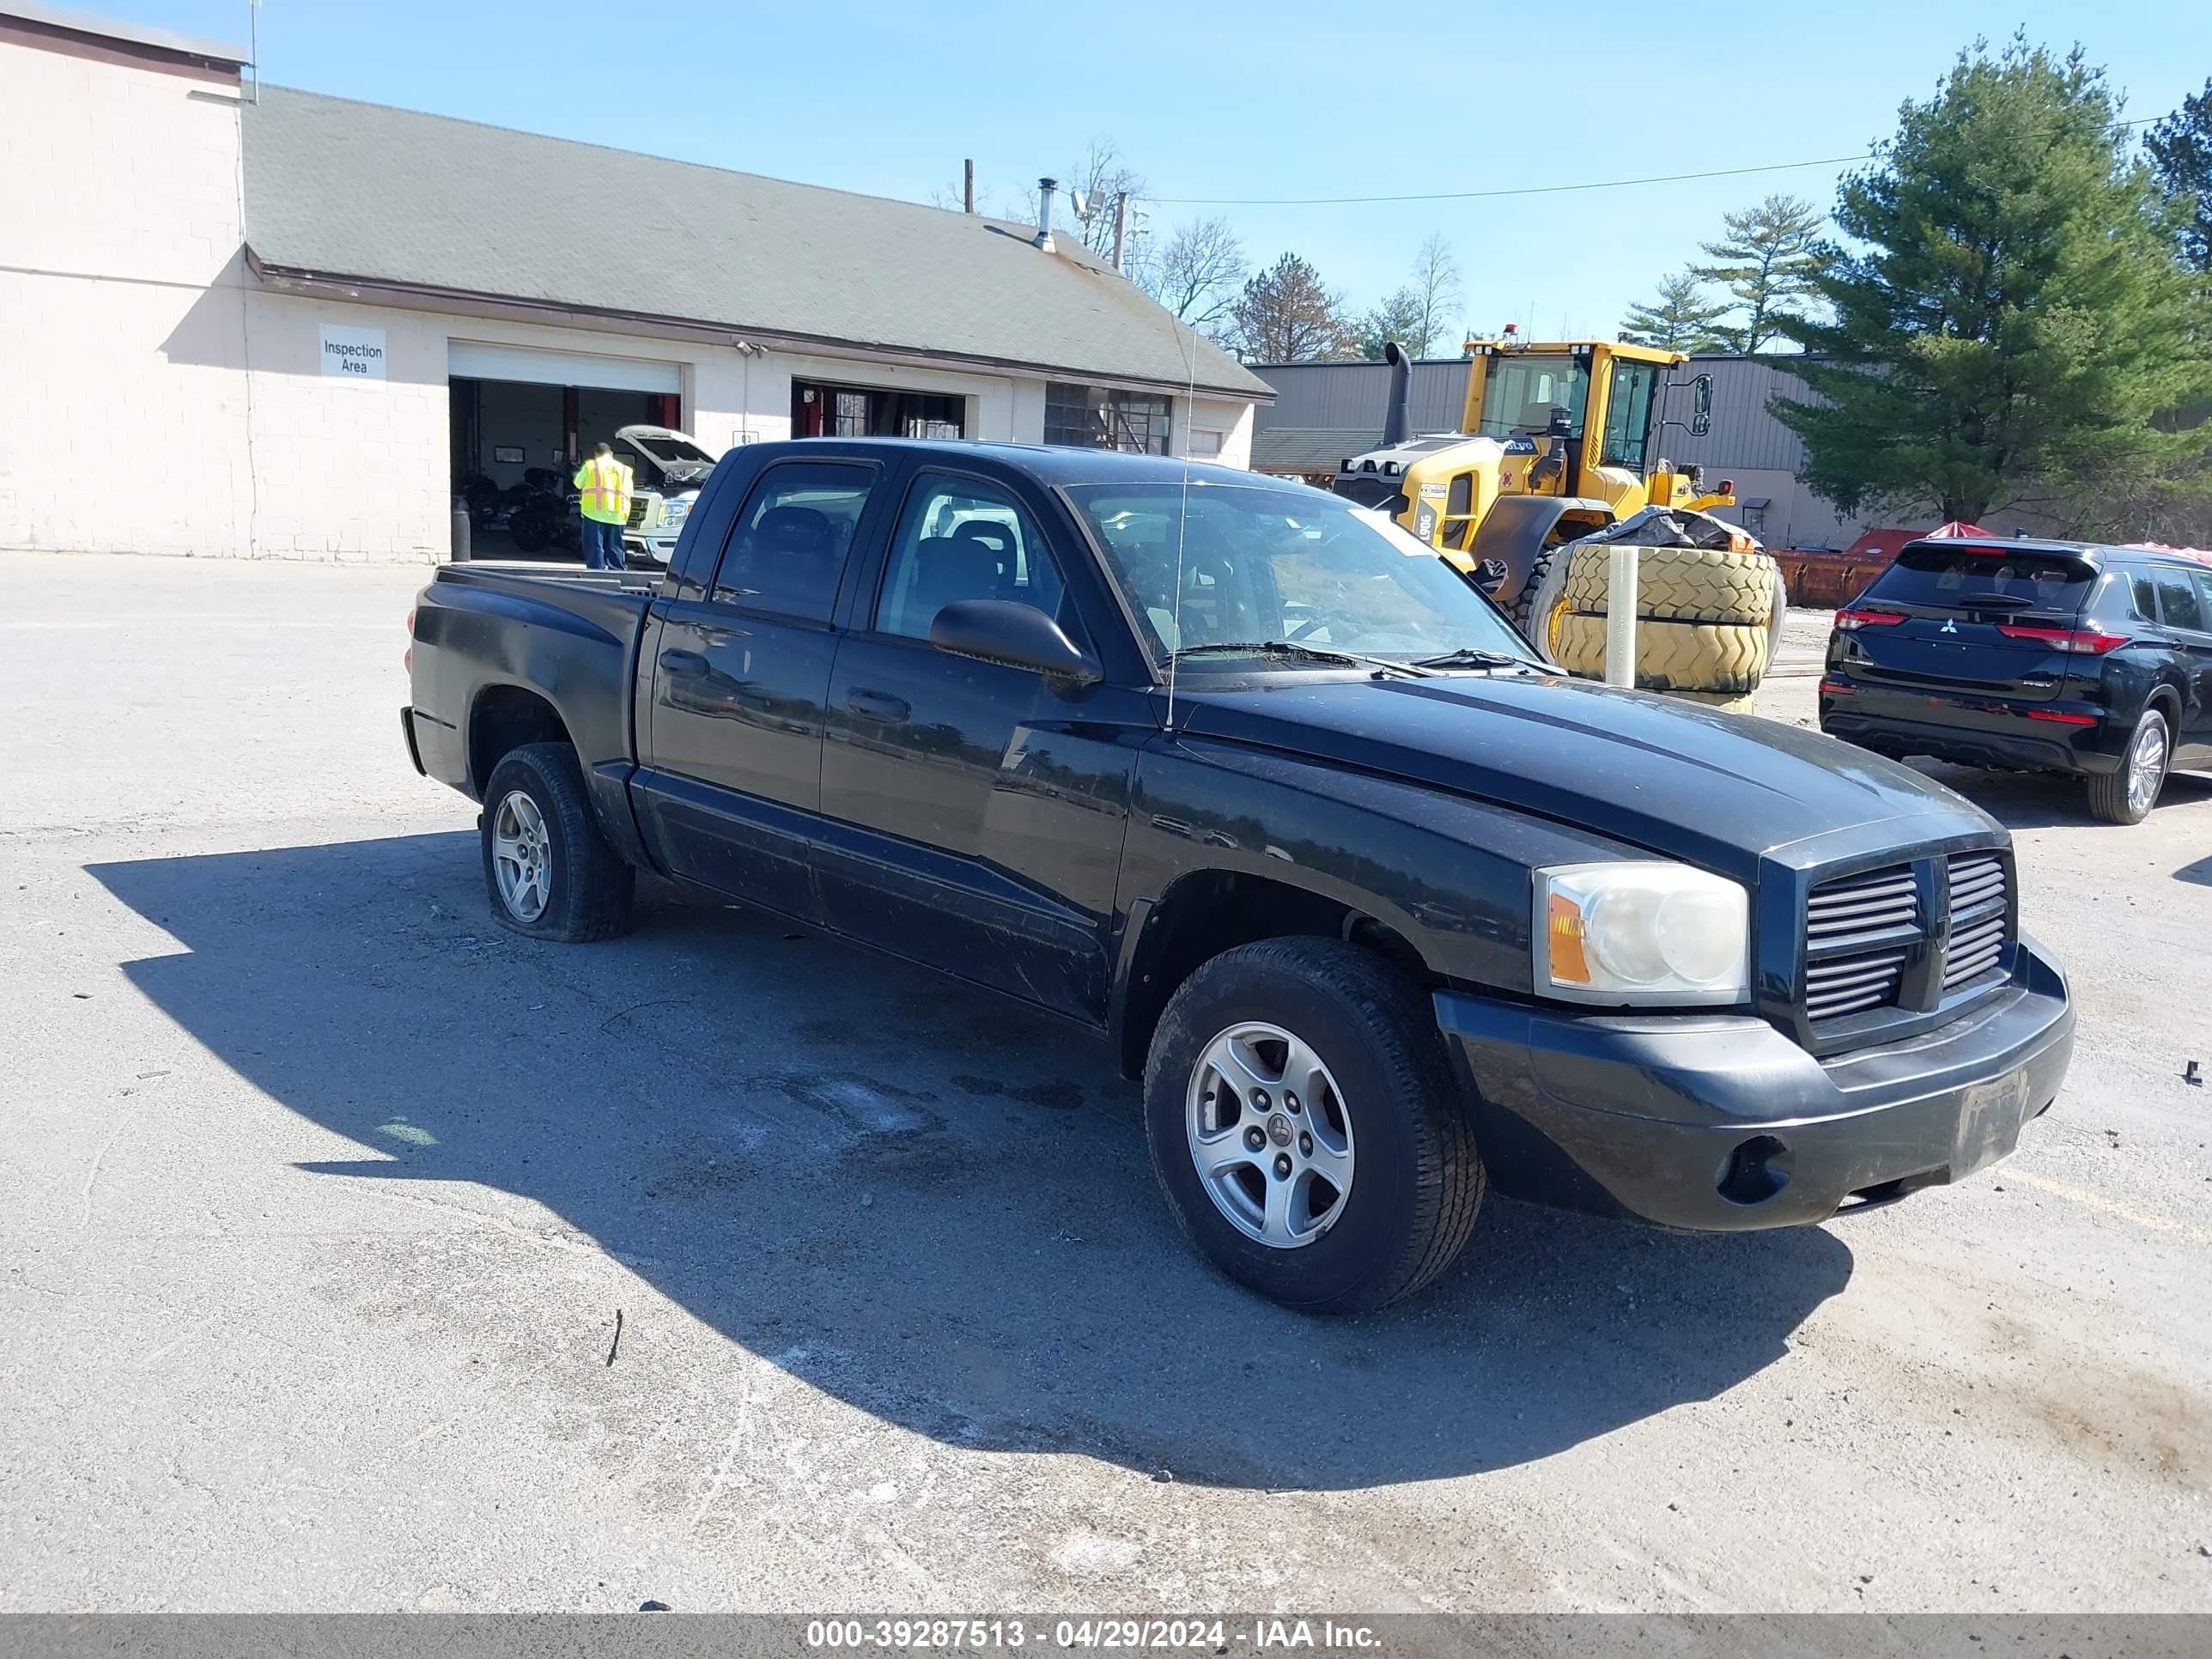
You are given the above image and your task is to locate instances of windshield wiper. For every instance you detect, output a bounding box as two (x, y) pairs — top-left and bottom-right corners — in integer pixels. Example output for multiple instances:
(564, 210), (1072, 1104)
(1408, 647), (1542, 672)
(1169, 641), (1428, 677)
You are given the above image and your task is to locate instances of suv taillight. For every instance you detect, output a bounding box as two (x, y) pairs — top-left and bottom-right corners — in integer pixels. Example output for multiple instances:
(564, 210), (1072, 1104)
(1994, 623), (2128, 654)
(1834, 607), (1905, 630)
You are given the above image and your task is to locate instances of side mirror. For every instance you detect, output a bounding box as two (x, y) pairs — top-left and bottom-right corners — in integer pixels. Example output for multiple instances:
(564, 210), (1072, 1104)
(1690, 374), (1713, 438)
(929, 599), (1101, 686)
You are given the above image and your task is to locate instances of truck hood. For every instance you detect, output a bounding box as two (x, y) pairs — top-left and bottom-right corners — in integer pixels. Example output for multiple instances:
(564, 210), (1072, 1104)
(1169, 671), (2000, 880)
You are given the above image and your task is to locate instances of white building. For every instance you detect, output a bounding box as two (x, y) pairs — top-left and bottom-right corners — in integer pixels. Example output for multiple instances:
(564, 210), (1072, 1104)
(1, 3), (1270, 562)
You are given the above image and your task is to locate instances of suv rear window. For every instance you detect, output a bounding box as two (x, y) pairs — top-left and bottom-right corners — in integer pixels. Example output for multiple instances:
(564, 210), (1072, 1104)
(1863, 545), (2094, 611)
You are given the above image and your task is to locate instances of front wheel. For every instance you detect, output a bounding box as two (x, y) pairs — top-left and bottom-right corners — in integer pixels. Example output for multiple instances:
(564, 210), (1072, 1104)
(2086, 707), (2169, 825)
(1143, 938), (1485, 1313)
(479, 743), (635, 940)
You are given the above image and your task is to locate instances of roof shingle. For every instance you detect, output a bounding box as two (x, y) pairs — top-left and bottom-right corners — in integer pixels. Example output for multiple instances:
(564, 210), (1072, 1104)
(240, 87), (1268, 401)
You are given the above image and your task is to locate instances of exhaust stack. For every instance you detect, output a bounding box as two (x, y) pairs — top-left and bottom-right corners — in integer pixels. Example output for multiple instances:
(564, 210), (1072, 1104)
(1382, 340), (1413, 447)
(1034, 178), (1058, 252)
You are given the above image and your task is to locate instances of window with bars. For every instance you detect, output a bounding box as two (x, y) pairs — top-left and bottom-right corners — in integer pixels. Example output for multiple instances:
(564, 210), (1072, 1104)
(1045, 383), (1172, 455)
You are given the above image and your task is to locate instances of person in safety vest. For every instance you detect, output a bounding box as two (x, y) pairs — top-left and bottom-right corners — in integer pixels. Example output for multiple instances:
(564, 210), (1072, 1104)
(573, 441), (634, 572)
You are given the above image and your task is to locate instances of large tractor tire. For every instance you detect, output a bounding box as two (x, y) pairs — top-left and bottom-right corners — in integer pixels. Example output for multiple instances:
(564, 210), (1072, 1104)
(1553, 612), (1771, 695)
(1510, 543), (1575, 659)
(1561, 544), (1779, 627)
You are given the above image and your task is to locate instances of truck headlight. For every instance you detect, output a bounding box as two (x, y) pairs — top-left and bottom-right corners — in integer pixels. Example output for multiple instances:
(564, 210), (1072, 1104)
(1534, 862), (1749, 1006)
(662, 496), (693, 526)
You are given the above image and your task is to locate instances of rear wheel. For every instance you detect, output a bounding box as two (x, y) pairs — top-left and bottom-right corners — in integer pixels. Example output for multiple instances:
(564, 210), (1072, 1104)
(480, 743), (634, 940)
(1143, 938), (1484, 1313)
(2086, 708), (2169, 825)
(508, 508), (548, 554)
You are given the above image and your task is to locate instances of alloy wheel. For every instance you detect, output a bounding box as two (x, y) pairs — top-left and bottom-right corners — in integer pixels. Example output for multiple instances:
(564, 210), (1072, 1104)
(1184, 1021), (1354, 1249)
(490, 789), (553, 922)
(2127, 714), (2168, 817)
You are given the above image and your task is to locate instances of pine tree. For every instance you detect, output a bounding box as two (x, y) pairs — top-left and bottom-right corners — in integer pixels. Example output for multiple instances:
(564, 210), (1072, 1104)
(1688, 194), (1825, 353)
(1773, 36), (2212, 528)
(2147, 77), (2212, 271)
(1620, 272), (1733, 353)
(1231, 254), (1356, 363)
(1357, 289), (1430, 360)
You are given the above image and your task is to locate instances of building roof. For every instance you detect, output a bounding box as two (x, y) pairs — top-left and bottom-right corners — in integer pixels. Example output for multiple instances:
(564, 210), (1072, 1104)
(0, 1), (246, 67)
(239, 87), (1269, 403)
(1249, 427), (1380, 475)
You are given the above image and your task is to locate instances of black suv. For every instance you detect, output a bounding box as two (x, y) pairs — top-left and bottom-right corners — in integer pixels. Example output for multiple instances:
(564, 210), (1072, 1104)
(1820, 538), (2212, 824)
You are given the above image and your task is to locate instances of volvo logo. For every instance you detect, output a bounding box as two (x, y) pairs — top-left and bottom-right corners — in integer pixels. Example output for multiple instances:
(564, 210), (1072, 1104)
(1941, 617), (1959, 635)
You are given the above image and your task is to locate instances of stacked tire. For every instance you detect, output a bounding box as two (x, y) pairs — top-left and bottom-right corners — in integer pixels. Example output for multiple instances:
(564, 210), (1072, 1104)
(1524, 544), (1786, 696)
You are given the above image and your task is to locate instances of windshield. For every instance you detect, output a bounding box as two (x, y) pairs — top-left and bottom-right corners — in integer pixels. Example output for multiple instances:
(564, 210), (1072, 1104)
(1065, 482), (1537, 669)
(1476, 353), (1589, 440)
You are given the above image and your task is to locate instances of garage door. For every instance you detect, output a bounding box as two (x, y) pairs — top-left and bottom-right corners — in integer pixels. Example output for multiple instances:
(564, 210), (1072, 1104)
(447, 341), (679, 394)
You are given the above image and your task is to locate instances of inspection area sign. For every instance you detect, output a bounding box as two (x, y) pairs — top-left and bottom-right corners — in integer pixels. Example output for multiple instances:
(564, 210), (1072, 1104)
(319, 323), (386, 381)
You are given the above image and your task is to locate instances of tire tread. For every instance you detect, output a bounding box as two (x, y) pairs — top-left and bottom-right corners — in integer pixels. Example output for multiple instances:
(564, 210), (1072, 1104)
(1144, 938), (1483, 1312)
(482, 742), (635, 941)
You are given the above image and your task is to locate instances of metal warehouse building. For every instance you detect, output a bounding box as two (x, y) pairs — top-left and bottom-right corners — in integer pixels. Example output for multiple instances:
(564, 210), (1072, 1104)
(1, 4), (1271, 562)
(1249, 356), (1875, 551)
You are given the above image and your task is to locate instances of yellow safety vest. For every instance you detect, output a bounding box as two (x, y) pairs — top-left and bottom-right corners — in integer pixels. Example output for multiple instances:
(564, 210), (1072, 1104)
(574, 455), (634, 525)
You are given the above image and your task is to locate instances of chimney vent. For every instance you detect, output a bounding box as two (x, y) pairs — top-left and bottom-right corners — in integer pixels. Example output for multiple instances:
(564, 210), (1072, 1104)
(1034, 177), (1058, 252)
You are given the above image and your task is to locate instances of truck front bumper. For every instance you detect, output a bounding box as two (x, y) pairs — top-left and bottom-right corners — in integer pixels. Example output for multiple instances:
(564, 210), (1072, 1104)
(1434, 934), (2072, 1231)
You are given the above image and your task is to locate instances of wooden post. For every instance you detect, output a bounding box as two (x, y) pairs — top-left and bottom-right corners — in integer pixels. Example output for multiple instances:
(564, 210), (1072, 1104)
(963, 159), (975, 215)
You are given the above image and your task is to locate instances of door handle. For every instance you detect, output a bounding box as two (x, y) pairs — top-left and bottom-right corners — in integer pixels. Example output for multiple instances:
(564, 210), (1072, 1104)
(658, 648), (710, 678)
(845, 688), (910, 724)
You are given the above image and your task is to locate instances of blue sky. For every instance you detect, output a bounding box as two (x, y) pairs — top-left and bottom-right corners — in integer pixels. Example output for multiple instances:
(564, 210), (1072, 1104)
(112, 1), (2212, 346)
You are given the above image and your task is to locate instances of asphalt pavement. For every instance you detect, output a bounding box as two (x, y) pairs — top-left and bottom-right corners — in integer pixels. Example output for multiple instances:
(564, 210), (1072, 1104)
(2, 551), (2208, 1612)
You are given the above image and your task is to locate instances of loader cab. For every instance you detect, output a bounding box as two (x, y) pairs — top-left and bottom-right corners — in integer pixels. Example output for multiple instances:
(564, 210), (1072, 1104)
(1461, 339), (1681, 514)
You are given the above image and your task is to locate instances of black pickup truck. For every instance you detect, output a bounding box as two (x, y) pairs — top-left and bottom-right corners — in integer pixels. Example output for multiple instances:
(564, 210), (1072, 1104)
(403, 438), (2074, 1311)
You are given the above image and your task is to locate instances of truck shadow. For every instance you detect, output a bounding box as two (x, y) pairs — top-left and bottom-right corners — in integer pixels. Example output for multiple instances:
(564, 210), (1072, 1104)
(88, 831), (1852, 1492)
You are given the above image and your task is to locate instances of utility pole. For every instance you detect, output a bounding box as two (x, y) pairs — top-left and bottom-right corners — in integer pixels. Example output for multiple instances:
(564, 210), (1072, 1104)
(963, 159), (975, 215)
(1111, 192), (1129, 273)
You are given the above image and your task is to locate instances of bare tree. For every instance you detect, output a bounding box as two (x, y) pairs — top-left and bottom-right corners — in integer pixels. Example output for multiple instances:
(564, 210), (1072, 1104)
(1407, 231), (1463, 356)
(999, 141), (1146, 258)
(1139, 216), (1249, 336)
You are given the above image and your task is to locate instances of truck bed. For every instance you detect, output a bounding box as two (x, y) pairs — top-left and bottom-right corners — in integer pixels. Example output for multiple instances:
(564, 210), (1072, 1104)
(404, 561), (657, 840)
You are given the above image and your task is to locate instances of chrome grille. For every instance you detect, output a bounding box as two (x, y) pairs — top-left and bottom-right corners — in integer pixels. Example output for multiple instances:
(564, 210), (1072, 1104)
(1943, 852), (2008, 990)
(1803, 864), (1917, 1020)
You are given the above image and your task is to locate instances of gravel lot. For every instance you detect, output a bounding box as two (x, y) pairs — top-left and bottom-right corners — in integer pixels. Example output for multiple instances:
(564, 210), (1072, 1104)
(3, 550), (2209, 1613)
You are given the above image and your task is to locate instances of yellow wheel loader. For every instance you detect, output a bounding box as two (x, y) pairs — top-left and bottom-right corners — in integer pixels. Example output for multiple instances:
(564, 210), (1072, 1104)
(1331, 337), (1781, 689)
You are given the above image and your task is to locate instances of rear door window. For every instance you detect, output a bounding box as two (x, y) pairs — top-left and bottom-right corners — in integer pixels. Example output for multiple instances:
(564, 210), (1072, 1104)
(2128, 572), (2160, 623)
(711, 461), (876, 621)
(2155, 570), (2205, 632)
(1862, 545), (2094, 613)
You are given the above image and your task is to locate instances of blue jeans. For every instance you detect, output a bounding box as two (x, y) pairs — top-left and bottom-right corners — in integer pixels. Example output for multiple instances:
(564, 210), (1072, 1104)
(582, 517), (625, 571)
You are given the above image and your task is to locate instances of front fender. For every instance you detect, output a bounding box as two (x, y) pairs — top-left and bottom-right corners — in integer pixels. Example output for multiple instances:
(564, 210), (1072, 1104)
(1107, 735), (1654, 1066)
